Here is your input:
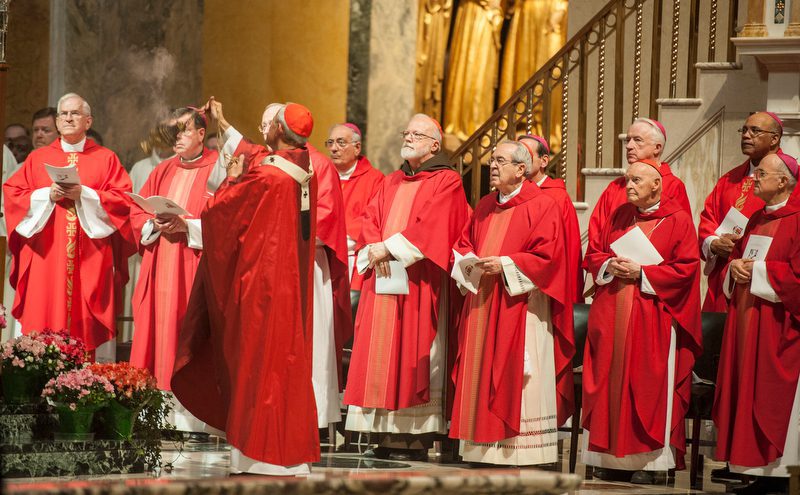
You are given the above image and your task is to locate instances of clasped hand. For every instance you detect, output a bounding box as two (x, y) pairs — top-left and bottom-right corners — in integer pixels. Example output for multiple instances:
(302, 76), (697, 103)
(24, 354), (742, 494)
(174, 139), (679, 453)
(729, 258), (754, 284)
(153, 213), (187, 234)
(710, 233), (740, 257)
(50, 183), (81, 202)
(608, 257), (641, 280)
(368, 242), (394, 278)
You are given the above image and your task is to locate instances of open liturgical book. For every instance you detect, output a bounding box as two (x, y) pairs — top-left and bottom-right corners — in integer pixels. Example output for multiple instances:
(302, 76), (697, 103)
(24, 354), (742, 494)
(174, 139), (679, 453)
(46, 163), (81, 185)
(126, 193), (190, 216)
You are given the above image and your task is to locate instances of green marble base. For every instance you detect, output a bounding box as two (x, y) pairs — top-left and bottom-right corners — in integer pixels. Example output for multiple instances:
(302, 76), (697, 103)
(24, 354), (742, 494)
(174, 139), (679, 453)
(1, 439), (146, 478)
(0, 402), (57, 443)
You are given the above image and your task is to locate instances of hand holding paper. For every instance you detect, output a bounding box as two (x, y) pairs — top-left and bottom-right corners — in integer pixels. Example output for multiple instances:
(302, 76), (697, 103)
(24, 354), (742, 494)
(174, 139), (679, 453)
(451, 250), (485, 294)
(127, 193), (190, 216)
(46, 163), (81, 186)
(610, 225), (664, 266)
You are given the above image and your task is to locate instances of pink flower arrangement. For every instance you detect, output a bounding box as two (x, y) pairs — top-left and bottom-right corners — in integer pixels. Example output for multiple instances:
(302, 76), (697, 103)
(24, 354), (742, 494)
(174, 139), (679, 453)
(0, 304), (7, 330)
(41, 367), (114, 411)
(88, 362), (159, 409)
(1, 330), (87, 375)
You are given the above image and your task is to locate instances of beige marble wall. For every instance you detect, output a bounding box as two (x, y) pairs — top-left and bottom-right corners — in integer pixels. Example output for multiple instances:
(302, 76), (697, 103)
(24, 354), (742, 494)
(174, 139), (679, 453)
(5, 0), (50, 128)
(365, 0), (418, 173)
(53, 0), (204, 167)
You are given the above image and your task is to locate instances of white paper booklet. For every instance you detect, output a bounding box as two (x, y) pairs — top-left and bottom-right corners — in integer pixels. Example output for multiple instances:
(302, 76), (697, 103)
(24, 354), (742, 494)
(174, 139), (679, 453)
(742, 234), (772, 261)
(714, 207), (750, 237)
(610, 225), (664, 266)
(45, 163), (81, 185)
(451, 250), (485, 294)
(126, 193), (190, 216)
(375, 260), (409, 295)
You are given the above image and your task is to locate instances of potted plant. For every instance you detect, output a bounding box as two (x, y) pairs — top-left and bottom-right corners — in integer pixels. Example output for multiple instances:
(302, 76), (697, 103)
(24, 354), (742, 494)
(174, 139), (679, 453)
(41, 367), (114, 440)
(1, 329), (88, 404)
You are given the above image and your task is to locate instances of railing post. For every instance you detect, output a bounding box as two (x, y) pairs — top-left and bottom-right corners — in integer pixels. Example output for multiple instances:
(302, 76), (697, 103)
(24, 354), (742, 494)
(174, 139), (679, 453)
(632, 0), (644, 118)
(669, 0), (681, 98)
(649, 0), (664, 117)
(708, 0), (719, 61)
(613, 0), (625, 168)
(578, 37), (588, 201)
(596, 22), (607, 168)
(560, 52), (569, 181)
(686, 0), (700, 97)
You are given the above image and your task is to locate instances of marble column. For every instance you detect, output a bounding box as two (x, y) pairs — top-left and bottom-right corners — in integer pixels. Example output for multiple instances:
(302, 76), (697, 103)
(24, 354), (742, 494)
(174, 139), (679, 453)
(347, 0), (372, 147)
(365, 0), (418, 173)
(785, 0), (800, 36)
(741, 0), (768, 37)
(49, 0), (204, 167)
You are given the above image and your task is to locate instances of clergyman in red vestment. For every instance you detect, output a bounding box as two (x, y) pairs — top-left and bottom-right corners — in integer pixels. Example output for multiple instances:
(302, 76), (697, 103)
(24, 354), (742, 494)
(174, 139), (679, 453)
(519, 134), (583, 303)
(171, 102), (320, 475)
(4, 93), (134, 357)
(712, 152), (800, 495)
(449, 141), (574, 466)
(343, 114), (471, 460)
(129, 107), (218, 433)
(698, 112), (782, 312)
(585, 119), (692, 285)
(582, 159), (702, 484)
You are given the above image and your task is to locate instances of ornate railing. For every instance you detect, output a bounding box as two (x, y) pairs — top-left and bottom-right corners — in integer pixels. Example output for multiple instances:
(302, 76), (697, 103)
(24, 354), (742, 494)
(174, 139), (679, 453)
(453, 0), (739, 205)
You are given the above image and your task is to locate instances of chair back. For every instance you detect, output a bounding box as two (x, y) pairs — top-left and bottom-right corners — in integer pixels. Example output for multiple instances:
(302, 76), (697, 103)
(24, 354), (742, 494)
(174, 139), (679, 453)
(572, 303), (591, 367)
(694, 311), (727, 382)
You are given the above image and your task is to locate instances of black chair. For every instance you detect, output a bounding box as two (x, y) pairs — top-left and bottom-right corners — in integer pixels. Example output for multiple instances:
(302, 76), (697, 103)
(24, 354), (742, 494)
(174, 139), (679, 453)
(687, 311), (727, 489)
(562, 303), (590, 474)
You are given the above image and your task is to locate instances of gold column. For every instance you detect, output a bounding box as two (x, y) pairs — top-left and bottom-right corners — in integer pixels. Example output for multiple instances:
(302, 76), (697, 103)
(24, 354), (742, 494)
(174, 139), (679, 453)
(785, 0), (800, 36)
(740, 0), (768, 37)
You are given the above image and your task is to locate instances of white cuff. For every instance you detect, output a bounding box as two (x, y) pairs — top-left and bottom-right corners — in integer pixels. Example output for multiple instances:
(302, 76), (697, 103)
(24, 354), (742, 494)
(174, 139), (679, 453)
(750, 260), (780, 303)
(207, 126), (245, 192)
(722, 265), (734, 299)
(500, 255), (537, 296)
(75, 186), (117, 239)
(640, 267), (656, 295)
(702, 236), (719, 275)
(384, 233), (425, 268)
(15, 187), (55, 238)
(186, 219), (203, 250)
(596, 258), (615, 286)
(140, 219), (161, 246)
(356, 245), (371, 275)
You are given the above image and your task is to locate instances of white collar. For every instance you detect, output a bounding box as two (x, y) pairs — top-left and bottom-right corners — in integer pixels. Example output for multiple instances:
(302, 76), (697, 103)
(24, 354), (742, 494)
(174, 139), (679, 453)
(535, 176), (547, 187)
(498, 183), (523, 204)
(638, 201), (661, 213)
(61, 137), (86, 153)
(338, 161), (358, 180)
(765, 197), (789, 213)
(748, 160), (757, 177)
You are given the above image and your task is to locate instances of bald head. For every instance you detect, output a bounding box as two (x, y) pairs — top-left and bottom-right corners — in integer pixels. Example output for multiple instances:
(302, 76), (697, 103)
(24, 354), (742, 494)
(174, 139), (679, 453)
(740, 112), (782, 162)
(625, 161), (662, 209)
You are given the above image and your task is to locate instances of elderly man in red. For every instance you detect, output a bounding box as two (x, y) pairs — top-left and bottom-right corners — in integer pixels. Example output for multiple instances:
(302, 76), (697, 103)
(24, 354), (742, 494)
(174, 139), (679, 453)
(713, 152), (800, 495)
(449, 140), (574, 466)
(697, 112), (781, 313)
(4, 93), (134, 359)
(326, 123), (384, 293)
(519, 134), (583, 303)
(582, 159), (702, 484)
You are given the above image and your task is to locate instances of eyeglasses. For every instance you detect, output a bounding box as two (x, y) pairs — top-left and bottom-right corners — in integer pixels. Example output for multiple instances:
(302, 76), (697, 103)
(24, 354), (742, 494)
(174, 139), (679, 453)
(324, 138), (351, 149)
(488, 156), (521, 167)
(753, 168), (785, 179)
(57, 110), (84, 120)
(257, 123), (271, 134)
(401, 131), (436, 141)
(738, 126), (778, 137)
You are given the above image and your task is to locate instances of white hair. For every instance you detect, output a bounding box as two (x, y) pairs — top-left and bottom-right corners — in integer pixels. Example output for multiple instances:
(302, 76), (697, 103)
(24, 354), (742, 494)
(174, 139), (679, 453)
(57, 93), (91, 116)
(262, 103), (284, 122)
(276, 105), (307, 146)
(330, 124), (361, 144)
(411, 113), (442, 145)
(632, 117), (666, 148)
(506, 140), (533, 175)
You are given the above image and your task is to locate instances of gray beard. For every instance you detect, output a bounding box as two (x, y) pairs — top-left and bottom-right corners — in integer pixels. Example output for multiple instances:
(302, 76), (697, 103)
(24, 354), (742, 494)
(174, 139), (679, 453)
(400, 144), (430, 161)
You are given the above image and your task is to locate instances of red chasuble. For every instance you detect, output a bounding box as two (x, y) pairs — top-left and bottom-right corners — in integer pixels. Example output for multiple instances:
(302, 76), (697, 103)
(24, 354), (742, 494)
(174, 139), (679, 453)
(539, 176), (584, 303)
(697, 161), (764, 312)
(587, 163), (691, 246)
(449, 181), (574, 442)
(343, 155), (471, 410)
(341, 156), (385, 289)
(129, 149), (216, 390)
(582, 198), (702, 461)
(713, 198), (800, 468)
(4, 138), (134, 350)
(308, 144), (353, 386)
(171, 148), (320, 467)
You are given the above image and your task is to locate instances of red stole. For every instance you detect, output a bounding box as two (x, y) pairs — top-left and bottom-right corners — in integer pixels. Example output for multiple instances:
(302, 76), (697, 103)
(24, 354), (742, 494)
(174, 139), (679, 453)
(129, 149), (216, 389)
(698, 161), (764, 312)
(171, 148), (320, 466)
(3, 138), (134, 350)
(713, 199), (800, 467)
(450, 181), (573, 442)
(343, 167), (471, 410)
(583, 198), (702, 461)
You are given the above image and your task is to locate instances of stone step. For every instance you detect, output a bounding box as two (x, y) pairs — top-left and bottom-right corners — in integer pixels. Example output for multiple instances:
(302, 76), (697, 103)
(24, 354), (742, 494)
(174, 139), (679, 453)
(1, 438), (146, 478)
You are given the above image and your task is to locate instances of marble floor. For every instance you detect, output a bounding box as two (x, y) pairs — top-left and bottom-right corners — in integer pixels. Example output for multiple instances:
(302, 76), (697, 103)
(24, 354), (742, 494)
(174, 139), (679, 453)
(2, 435), (747, 494)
